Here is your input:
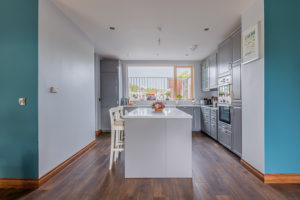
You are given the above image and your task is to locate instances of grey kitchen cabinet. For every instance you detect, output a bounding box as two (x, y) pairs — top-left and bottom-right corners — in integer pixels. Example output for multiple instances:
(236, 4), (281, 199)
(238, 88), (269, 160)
(210, 109), (218, 140)
(232, 103), (242, 157)
(193, 107), (201, 131)
(201, 60), (209, 91)
(208, 53), (218, 89)
(202, 53), (218, 91)
(232, 62), (241, 101)
(201, 107), (211, 135)
(177, 107), (193, 116)
(177, 107), (201, 131)
(100, 60), (120, 131)
(218, 121), (232, 150)
(232, 28), (241, 63)
(100, 60), (119, 73)
(218, 37), (233, 77)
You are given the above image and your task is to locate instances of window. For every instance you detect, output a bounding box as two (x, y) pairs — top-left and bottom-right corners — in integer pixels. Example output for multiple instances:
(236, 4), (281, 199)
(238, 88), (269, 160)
(127, 65), (194, 101)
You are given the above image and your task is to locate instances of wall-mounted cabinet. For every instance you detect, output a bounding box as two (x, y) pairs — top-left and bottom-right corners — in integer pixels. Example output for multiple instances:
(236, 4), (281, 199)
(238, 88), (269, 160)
(218, 38), (233, 77)
(218, 27), (241, 78)
(232, 28), (241, 63)
(201, 60), (209, 91)
(209, 54), (218, 89)
(202, 53), (218, 91)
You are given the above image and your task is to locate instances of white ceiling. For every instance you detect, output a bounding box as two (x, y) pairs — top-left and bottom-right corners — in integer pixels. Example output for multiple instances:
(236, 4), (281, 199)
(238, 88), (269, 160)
(52, 0), (253, 60)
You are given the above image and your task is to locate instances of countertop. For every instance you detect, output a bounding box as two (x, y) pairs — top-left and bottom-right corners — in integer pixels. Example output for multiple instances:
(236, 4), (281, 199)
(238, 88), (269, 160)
(123, 107), (193, 119)
(200, 105), (219, 110)
(123, 104), (218, 109)
(123, 104), (202, 108)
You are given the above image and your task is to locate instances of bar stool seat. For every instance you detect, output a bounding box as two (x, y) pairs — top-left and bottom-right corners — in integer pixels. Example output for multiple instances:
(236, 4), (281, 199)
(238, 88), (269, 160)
(114, 120), (125, 126)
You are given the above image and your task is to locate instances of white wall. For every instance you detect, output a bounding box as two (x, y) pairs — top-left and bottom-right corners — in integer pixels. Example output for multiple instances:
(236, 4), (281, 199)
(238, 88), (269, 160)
(121, 60), (202, 99)
(38, 0), (95, 177)
(241, 0), (265, 173)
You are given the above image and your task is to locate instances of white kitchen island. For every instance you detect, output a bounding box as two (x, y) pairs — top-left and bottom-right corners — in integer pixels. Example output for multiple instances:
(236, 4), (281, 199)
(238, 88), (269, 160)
(123, 107), (192, 178)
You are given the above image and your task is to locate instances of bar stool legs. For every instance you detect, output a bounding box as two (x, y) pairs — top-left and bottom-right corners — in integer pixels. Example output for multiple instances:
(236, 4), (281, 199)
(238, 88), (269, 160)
(109, 129), (124, 170)
(109, 129), (115, 170)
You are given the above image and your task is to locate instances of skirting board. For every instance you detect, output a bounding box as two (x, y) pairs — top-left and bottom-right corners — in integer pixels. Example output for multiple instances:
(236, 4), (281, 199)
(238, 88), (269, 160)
(264, 174), (300, 184)
(241, 159), (300, 183)
(240, 159), (264, 182)
(95, 129), (102, 136)
(0, 140), (96, 189)
(0, 178), (39, 189)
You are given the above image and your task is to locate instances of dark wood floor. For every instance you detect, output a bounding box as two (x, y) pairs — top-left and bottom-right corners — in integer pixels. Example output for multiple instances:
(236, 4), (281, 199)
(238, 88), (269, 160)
(1, 132), (300, 200)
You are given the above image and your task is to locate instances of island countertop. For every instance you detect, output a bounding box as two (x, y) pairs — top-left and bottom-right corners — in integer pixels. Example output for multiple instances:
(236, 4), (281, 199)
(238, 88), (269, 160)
(123, 107), (192, 119)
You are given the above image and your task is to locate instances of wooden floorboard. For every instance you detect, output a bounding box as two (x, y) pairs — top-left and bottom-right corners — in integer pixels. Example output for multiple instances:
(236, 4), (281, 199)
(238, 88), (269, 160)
(1, 132), (300, 200)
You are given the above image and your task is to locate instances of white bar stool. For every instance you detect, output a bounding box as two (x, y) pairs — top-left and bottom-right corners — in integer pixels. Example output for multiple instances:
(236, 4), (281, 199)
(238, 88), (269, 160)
(109, 106), (125, 170)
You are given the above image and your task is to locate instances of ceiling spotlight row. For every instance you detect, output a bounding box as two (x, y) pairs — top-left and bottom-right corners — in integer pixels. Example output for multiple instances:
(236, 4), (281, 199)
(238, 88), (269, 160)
(120, 26), (210, 57)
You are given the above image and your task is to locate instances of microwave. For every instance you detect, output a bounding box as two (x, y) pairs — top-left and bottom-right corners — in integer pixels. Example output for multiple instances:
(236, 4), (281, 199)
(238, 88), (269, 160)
(218, 75), (232, 105)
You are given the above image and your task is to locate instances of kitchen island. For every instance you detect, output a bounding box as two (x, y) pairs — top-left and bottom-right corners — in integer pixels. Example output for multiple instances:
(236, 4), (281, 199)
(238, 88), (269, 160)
(123, 107), (192, 178)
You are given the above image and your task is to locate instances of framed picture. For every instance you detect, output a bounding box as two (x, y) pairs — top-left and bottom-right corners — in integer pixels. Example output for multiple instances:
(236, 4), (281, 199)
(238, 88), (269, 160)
(242, 22), (260, 64)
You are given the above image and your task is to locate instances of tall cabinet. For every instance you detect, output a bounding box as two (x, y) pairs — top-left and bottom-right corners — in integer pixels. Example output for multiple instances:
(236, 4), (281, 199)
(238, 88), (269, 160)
(100, 60), (120, 131)
(216, 27), (243, 157)
(231, 28), (242, 157)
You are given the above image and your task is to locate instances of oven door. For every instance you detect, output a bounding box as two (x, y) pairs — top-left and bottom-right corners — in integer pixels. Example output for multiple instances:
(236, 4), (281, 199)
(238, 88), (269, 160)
(219, 106), (231, 124)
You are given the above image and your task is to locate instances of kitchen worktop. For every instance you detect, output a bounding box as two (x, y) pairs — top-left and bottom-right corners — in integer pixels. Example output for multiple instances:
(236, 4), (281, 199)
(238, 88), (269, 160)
(123, 104), (202, 108)
(200, 105), (219, 110)
(123, 107), (193, 119)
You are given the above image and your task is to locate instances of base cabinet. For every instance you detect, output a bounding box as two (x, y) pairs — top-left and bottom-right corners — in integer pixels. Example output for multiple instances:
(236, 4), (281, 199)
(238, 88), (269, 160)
(201, 107), (211, 135)
(176, 107), (201, 132)
(193, 107), (201, 131)
(201, 107), (218, 140)
(232, 104), (242, 157)
(210, 109), (218, 140)
(218, 121), (232, 150)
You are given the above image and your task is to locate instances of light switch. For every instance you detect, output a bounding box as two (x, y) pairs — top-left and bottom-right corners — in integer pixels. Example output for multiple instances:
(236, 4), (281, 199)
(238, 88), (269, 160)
(19, 98), (26, 106)
(50, 87), (59, 93)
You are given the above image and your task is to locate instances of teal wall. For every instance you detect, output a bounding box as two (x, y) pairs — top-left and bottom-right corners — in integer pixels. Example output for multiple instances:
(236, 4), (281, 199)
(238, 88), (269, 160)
(265, 0), (300, 174)
(0, 0), (38, 178)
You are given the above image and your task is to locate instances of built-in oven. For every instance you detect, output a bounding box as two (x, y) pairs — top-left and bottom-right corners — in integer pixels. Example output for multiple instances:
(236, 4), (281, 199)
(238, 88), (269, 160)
(219, 106), (231, 124)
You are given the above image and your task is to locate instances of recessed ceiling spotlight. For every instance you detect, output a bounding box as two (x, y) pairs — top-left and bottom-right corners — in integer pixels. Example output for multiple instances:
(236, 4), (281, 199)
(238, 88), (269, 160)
(185, 54), (189, 56)
(190, 44), (199, 51)
(204, 27), (210, 31)
(109, 27), (116, 30)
